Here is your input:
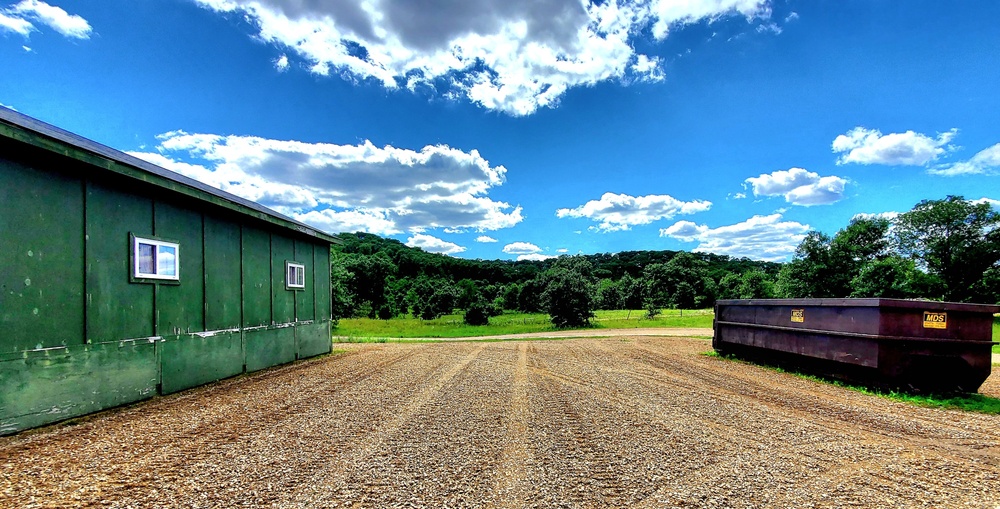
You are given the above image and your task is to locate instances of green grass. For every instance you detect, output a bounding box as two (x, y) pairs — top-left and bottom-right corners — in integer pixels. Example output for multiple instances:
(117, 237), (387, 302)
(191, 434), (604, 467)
(333, 308), (714, 340)
(707, 351), (1000, 414)
(993, 316), (999, 354)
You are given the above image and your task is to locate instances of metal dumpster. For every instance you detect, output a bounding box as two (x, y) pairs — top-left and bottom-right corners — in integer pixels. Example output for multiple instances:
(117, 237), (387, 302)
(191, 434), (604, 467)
(713, 298), (999, 393)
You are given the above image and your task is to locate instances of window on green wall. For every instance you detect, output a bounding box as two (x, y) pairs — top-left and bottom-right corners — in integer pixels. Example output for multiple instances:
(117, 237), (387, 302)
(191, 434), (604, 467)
(132, 235), (179, 281)
(286, 261), (305, 290)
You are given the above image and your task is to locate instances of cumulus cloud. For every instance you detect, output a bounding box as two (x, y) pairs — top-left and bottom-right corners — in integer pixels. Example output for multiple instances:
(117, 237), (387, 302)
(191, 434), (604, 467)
(1, 0), (91, 39)
(927, 143), (1000, 176)
(274, 54), (289, 72)
(832, 127), (957, 166)
(476, 235), (498, 243)
(192, 0), (770, 116)
(502, 242), (543, 255)
(972, 197), (1000, 209)
(128, 132), (522, 236)
(517, 253), (558, 261)
(405, 233), (467, 255)
(744, 168), (847, 206)
(851, 211), (900, 222)
(556, 248), (569, 253)
(556, 192), (711, 231)
(0, 10), (32, 35)
(660, 213), (810, 261)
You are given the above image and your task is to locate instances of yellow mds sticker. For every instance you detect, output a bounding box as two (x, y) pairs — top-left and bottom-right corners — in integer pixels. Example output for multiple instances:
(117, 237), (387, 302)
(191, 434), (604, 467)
(790, 309), (805, 323)
(923, 311), (947, 329)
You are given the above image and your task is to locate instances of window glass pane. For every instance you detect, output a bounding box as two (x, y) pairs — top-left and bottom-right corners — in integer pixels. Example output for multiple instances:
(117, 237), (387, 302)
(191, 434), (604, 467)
(296, 266), (304, 286)
(157, 245), (177, 277)
(288, 265), (296, 284)
(138, 243), (155, 274)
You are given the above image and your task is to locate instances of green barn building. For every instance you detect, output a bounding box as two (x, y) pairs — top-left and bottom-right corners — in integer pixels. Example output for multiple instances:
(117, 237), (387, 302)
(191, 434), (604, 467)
(0, 107), (337, 434)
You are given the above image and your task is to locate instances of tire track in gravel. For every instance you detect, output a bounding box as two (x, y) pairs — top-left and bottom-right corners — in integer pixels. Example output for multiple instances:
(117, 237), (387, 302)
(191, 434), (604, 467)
(0, 346), (429, 508)
(625, 339), (1000, 508)
(293, 343), (489, 507)
(492, 342), (532, 508)
(633, 341), (1000, 462)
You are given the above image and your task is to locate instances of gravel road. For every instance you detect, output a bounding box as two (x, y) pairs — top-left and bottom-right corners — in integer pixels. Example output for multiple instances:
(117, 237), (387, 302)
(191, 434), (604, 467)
(3, 336), (1000, 508)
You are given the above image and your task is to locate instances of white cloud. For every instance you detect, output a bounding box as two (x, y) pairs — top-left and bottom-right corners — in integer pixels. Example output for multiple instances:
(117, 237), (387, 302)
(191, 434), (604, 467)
(972, 197), (1000, 209)
(832, 126), (957, 166)
(405, 233), (467, 255)
(7, 0), (91, 39)
(192, 0), (770, 116)
(744, 168), (847, 206)
(785, 12), (799, 22)
(502, 242), (542, 255)
(275, 54), (289, 72)
(660, 213), (810, 262)
(851, 211), (900, 222)
(928, 143), (1000, 176)
(128, 131), (522, 236)
(517, 253), (557, 261)
(0, 10), (33, 35)
(556, 192), (711, 231)
(556, 248), (569, 253)
(476, 235), (498, 243)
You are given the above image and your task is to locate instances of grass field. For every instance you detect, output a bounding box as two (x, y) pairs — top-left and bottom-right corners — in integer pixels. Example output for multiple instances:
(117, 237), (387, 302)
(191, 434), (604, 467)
(333, 308), (715, 340)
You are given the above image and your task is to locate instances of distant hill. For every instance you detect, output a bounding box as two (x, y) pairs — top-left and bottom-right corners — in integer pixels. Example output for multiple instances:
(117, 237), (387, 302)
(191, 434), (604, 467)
(333, 232), (780, 285)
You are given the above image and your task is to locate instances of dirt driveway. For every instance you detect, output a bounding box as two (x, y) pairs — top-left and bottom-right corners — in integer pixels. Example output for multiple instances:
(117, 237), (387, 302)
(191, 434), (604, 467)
(3, 335), (999, 508)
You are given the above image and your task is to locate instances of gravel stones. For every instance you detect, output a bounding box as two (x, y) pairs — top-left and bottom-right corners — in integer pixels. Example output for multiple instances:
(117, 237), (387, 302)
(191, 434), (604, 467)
(2, 337), (999, 508)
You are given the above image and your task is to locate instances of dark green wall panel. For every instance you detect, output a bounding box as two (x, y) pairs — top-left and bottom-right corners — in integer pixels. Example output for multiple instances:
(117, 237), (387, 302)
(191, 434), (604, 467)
(85, 182), (154, 341)
(296, 321), (331, 359)
(271, 235), (295, 324)
(159, 331), (243, 395)
(242, 226), (271, 327)
(245, 327), (295, 372)
(204, 216), (242, 330)
(154, 202), (205, 335)
(314, 246), (332, 321)
(0, 160), (85, 353)
(0, 341), (158, 435)
(295, 241), (315, 321)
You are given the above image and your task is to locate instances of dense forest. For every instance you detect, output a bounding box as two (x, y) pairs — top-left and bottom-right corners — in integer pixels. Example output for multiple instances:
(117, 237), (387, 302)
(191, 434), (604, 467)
(331, 196), (1000, 326)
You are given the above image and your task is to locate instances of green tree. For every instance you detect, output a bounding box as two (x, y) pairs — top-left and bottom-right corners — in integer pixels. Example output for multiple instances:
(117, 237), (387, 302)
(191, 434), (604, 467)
(595, 278), (623, 310)
(894, 196), (1000, 302)
(540, 256), (597, 328)
(736, 270), (775, 299)
(342, 252), (398, 318)
(517, 277), (546, 313)
(717, 272), (741, 300)
(850, 255), (942, 299)
(541, 269), (596, 328)
(329, 252), (354, 324)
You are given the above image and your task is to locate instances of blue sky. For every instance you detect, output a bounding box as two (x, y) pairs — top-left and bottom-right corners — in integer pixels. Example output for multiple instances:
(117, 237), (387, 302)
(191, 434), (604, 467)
(2, 0), (998, 262)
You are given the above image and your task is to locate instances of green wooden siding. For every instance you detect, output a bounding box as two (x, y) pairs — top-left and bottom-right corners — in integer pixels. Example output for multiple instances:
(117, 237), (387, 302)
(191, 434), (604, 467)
(154, 202), (205, 335)
(204, 216), (243, 330)
(245, 327), (296, 373)
(85, 181), (155, 342)
(271, 235), (296, 324)
(159, 331), (243, 395)
(295, 241), (315, 321)
(314, 246), (332, 321)
(295, 321), (331, 359)
(1, 113), (336, 435)
(0, 158), (85, 353)
(0, 341), (158, 434)
(242, 226), (272, 327)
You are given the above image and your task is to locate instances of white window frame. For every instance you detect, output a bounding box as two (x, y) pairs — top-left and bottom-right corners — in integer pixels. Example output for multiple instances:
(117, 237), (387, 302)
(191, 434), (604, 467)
(133, 236), (180, 281)
(286, 261), (306, 289)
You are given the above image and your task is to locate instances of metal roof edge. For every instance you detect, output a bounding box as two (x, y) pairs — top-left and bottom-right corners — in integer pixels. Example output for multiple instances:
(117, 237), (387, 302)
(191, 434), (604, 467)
(0, 107), (340, 245)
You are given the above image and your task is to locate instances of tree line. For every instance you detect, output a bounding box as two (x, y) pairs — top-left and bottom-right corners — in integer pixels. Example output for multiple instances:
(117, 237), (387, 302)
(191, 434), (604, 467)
(330, 196), (1000, 327)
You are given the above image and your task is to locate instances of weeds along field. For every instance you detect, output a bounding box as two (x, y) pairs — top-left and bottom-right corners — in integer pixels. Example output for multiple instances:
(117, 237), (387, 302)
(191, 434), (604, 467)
(334, 308), (715, 340)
